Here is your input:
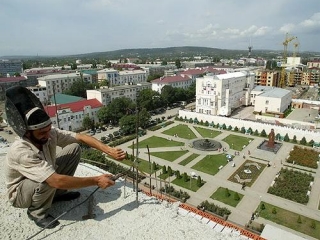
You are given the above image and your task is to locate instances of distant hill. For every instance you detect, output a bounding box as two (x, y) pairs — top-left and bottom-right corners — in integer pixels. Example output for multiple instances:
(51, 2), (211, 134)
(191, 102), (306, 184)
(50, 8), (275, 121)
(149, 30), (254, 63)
(1, 46), (319, 60)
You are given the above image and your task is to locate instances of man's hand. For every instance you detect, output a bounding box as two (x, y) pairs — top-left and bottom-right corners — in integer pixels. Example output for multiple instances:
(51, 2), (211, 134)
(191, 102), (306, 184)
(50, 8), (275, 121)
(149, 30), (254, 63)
(108, 147), (126, 160)
(96, 174), (115, 189)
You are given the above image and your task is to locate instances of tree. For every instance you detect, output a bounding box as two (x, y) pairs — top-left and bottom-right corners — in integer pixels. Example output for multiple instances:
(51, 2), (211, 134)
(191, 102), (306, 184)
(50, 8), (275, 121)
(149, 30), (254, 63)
(119, 115), (136, 135)
(175, 170), (181, 179)
(300, 137), (307, 145)
(183, 172), (188, 182)
(175, 59), (182, 69)
(283, 133), (290, 142)
(197, 176), (202, 187)
(82, 115), (94, 130)
(162, 165), (167, 174)
(234, 192), (240, 201)
(297, 215), (302, 224)
(106, 97), (135, 124)
(63, 79), (94, 98)
(139, 108), (151, 129)
(292, 135), (297, 143)
(167, 166), (172, 176)
(152, 162), (157, 171)
(260, 129), (267, 137)
(225, 188), (231, 197)
(97, 106), (109, 124)
(161, 85), (177, 105)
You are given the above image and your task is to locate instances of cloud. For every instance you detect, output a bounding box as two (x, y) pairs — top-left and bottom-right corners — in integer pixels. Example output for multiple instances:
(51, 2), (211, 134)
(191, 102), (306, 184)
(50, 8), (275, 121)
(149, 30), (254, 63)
(299, 12), (320, 28)
(279, 24), (296, 33)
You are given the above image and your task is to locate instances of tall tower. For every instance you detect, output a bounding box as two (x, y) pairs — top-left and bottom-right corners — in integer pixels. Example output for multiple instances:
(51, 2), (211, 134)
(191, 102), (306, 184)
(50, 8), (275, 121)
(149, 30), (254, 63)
(248, 39), (253, 58)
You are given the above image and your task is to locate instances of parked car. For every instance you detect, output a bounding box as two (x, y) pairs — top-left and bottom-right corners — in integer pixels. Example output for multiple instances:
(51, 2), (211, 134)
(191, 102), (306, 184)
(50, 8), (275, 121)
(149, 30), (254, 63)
(96, 128), (101, 133)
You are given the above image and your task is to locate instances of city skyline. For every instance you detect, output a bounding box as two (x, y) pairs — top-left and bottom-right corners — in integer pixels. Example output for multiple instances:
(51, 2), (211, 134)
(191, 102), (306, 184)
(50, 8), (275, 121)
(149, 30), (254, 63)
(1, 0), (320, 57)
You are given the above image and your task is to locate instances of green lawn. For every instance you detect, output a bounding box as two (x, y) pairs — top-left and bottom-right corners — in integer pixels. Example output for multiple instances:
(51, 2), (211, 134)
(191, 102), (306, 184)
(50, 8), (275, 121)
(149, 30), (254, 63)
(150, 150), (189, 162)
(211, 187), (243, 207)
(191, 154), (228, 175)
(194, 127), (222, 138)
(172, 177), (204, 192)
(162, 124), (196, 139)
(258, 202), (320, 239)
(132, 136), (184, 148)
(222, 134), (253, 151)
(179, 153), (199, 166)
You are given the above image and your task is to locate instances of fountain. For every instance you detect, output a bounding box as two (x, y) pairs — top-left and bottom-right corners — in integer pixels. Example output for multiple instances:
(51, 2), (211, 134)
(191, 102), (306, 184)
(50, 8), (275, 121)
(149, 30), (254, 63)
(192, 138), (222, 151)
(257, 129), (282, 153)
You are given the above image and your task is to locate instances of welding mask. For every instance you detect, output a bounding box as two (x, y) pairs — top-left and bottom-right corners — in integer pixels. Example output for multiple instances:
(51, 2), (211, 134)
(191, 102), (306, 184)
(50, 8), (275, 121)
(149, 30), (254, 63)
(5, 86), (50, 137)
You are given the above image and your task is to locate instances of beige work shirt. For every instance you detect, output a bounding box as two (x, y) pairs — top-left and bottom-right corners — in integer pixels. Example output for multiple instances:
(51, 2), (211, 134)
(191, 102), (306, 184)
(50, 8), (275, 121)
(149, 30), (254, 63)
(5, 128), (77, 203)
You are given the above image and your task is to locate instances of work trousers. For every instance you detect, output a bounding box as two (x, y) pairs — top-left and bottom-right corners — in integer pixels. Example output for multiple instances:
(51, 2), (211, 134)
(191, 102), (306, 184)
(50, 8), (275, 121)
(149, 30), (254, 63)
(13, 143), (81, 219)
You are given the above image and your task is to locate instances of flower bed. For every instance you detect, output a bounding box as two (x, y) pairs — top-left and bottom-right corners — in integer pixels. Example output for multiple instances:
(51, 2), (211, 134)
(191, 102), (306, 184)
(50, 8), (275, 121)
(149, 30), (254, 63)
(228, 160), (266, 187)
(287, 146), (319, 169)
(268, 168), (314, 204)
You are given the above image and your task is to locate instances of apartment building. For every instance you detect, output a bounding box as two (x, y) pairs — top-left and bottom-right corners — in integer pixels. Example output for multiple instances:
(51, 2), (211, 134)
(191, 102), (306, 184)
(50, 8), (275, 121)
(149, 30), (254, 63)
(254, 70), (280, 86)
(301, 69), (320, 86)
(0, 76), (27, 100)
(27, 86), (48, 104)
(38, 72), (92, 98)
(86, 82), (152, 106)
(0, 60), (23, 77)
(44, 99), (102, 131)
(97, 69), (148, 86)
(307, 60), (320, 69)
(195, 72), (255, 116)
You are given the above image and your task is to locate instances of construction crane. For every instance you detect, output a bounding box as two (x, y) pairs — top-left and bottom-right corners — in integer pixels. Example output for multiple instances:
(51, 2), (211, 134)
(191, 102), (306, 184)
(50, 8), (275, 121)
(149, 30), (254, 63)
(287, 38), (300, 86)
(279, 33), (297, 88)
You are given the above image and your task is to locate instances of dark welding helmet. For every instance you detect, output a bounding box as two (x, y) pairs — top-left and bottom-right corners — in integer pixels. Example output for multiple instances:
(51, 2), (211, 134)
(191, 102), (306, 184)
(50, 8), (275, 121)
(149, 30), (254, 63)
(5, 86), (50, 137)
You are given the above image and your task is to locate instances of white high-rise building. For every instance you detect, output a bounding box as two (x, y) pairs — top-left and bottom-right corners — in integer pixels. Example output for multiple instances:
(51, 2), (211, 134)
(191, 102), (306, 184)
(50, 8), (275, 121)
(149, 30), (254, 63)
(196, 72), (255, 116)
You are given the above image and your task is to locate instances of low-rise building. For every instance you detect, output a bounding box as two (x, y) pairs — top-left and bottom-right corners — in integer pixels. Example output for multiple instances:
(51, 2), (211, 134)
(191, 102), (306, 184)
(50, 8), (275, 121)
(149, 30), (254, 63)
(251, 86), (292, 115)
(44, 99), (102, 131)
(86, 82), (152, 106)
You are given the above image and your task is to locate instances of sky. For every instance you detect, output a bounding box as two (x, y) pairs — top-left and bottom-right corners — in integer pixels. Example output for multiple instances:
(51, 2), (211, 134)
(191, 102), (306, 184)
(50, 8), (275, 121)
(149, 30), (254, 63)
(1, 0), (320, 56)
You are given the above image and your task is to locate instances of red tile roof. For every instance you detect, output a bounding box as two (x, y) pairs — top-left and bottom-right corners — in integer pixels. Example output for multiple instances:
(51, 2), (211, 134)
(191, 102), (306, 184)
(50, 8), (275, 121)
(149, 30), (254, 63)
(0, 76), (27, 83)
(44, 99), (103, 117)
(181, 68), (205, 75)
(151, 75), (191, 84)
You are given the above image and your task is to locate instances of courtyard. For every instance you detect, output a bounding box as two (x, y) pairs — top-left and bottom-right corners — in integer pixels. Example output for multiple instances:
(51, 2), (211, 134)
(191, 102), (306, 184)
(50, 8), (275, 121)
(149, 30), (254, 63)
(117, 121), (320, 239)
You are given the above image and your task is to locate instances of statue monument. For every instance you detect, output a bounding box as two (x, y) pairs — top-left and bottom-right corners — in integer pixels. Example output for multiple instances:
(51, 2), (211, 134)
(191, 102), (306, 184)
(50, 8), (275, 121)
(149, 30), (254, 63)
(267, 129), (275, 148)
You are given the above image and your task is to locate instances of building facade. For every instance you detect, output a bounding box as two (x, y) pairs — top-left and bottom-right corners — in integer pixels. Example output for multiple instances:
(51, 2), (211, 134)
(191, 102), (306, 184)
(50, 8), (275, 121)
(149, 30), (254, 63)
(195, 72), (255, 116)
(0, 76), (27, 100)
(251, 86), (292, 114)
(38, 72), (92, 98)
(97, 69), (148, 86)
(86, 82), (152, 106)
(0, 60), (23, 77)
(254, 70), (280, 87)
(27, 86), (48, 104)
(44, 99), (102, 131)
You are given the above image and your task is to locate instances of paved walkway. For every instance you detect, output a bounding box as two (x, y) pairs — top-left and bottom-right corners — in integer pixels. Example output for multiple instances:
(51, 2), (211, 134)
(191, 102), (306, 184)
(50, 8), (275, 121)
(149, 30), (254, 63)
(118, 121), (320, 240)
